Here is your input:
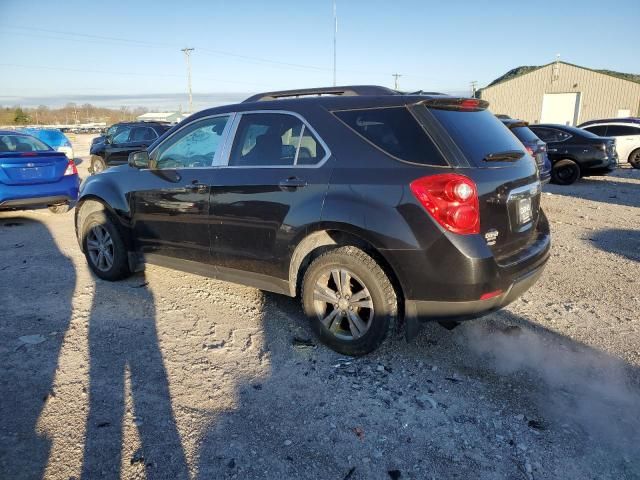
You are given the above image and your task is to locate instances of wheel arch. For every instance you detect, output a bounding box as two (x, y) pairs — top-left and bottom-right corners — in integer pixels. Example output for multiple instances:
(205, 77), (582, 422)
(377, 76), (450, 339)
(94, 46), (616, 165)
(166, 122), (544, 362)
(75, 194), (133, 252)
(288, 227), (405, 312)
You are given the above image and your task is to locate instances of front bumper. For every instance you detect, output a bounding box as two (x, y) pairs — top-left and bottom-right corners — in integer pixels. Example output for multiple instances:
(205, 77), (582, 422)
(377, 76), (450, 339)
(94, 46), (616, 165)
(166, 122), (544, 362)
(0, 175), (80, 209)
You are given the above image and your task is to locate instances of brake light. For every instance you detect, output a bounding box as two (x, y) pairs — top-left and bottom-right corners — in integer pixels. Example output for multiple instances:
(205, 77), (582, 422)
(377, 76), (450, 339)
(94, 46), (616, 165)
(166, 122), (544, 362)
(459, 99), (480, 110)
(410, 174), (480, 235)
(64, 159), (78, 176)
(20, 152), (38, 157)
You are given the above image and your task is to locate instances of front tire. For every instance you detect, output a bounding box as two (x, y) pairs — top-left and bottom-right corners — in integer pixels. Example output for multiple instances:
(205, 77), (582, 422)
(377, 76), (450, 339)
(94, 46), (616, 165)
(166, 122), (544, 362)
(629, 149), (640, 169)
(301, 246), (397, 356)
(81, 211), (131, 281)
(90, 155), (107, 175)
(551, 159), (580, 185)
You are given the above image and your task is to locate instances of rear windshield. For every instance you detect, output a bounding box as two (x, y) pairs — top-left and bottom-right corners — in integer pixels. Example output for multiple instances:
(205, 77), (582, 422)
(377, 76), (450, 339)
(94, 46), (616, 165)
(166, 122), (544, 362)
(510, 126), (540, 143)
(428, 108), (525, 166)
(334, 107), (447, 165)
(0, 134), (51, 152)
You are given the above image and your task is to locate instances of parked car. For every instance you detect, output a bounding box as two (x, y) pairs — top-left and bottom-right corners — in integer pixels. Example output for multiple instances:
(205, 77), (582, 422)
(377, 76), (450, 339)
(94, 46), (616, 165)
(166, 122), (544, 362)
(528, 124), (617, 185)
(91, 121), (172, 148)
(577, 120), (640, 168)
(89, 122), (172, 174)
(75, 86), (550, 356)
(20, 128), (74, 160)
(0, 130), (79, 213)
(500, 119), (551, 183)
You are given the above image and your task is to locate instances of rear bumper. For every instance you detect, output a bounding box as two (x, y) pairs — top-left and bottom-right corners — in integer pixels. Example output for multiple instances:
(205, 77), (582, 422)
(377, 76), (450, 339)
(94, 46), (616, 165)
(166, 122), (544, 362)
(405, 256), (546, 321)
(0, 175), (80, 209)
(381, 210), (551, 333)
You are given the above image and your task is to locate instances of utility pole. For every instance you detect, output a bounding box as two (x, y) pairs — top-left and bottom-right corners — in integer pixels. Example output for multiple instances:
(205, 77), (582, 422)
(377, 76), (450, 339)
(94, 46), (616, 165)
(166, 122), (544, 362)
(181, 47), (195, 113)
(392, 73), (402, 90)
(333, 0), (337, 86)
(470, 80), (478, 98)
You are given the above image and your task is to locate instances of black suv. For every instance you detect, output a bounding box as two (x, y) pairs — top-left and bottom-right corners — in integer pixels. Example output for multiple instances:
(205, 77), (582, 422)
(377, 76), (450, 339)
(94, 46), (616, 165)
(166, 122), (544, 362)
(75, 86), (550, 356)
(89, 121), (171, 174)
(529, 124), (617, 185)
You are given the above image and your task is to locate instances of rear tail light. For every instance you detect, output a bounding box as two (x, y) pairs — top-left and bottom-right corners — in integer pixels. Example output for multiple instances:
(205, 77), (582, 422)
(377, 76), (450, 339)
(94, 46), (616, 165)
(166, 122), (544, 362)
(64, 159), (78, 176)
(525, 146), (534, 156)
(410, 173), (480, 235)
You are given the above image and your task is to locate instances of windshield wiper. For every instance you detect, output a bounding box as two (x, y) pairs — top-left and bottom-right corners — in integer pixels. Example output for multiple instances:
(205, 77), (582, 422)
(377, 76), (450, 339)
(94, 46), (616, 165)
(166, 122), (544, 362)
(483, 150), (524, 162)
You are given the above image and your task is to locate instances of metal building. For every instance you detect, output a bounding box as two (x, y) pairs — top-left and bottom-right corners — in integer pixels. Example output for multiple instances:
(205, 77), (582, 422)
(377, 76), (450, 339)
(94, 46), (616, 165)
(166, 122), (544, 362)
(479, 61), (640, 126)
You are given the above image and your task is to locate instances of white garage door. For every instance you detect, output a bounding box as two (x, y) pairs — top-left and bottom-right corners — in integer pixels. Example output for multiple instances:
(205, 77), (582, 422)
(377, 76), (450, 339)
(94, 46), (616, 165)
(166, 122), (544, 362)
(540, 93), (581, 125)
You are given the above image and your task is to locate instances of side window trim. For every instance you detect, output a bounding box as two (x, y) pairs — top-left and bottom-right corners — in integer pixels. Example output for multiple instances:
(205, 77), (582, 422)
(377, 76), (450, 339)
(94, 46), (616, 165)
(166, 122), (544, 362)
(148, 113), (236, 170)
(218, 109), (331, 169)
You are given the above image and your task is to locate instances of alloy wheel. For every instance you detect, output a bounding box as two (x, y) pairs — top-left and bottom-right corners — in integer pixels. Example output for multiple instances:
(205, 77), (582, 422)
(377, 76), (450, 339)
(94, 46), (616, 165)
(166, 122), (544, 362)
(86, 225), (114, 272)
(312, 268), (374, 341)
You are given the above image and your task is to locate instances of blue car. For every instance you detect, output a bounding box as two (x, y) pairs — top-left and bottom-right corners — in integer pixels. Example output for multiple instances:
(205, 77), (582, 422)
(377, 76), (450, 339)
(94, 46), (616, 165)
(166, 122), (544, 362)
(20, 128), (74, 160)
(0, 130), (79, 213)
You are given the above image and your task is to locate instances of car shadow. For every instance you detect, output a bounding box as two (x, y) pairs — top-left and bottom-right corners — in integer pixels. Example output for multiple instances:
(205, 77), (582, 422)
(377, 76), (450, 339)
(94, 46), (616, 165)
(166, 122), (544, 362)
(193, 293), (640, 479)
(543, 168), (640, 208)
(80, 270), (189, 479)
(588, 228), (640, 262)
(0, 216), (76, 479)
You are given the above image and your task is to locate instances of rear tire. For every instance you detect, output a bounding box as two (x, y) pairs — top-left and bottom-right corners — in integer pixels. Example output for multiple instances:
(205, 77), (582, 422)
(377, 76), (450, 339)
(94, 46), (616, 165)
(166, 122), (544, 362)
(629, 149), (640, 169)
(48, 204), (70, 214)
(90, 155), (107, 175)
(551, 159), (580, 185)
(301, 246), (397, 356)
(81, 211), (131, 281)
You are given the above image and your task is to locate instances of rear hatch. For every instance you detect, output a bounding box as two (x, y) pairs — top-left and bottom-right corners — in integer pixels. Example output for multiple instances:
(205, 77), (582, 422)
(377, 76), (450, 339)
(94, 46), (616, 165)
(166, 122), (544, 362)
(0, 151), (70, 186)
(412, 100), (542, 262)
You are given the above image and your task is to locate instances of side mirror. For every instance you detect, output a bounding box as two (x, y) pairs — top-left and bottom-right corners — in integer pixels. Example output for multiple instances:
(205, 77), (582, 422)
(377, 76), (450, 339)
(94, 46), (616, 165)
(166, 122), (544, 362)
(104, 135), (112, 144)
(128, 150), (150, 169)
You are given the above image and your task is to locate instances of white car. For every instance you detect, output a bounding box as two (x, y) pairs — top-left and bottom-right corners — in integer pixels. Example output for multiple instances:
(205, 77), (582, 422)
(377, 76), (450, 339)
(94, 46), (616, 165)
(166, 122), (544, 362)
(580, 121), (640, 168)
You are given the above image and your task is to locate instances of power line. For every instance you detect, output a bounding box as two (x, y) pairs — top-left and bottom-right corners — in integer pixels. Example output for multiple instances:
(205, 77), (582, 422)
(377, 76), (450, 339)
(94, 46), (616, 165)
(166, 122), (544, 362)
(0, 25), (444, 81)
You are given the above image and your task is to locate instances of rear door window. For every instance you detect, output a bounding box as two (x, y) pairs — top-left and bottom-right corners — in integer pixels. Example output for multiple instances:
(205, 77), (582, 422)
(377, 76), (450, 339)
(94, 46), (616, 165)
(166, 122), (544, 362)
(229, 113), (325, 166)
(605, 125), (640, 136)
(530, 127), (571, 143)
(334, 107), (447, 165)
(427, 107), (526, 166)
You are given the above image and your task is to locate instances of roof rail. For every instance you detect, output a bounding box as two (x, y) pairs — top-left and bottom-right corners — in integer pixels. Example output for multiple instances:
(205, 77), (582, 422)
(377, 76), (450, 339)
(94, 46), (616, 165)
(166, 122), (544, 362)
(243, 85), (398, 103)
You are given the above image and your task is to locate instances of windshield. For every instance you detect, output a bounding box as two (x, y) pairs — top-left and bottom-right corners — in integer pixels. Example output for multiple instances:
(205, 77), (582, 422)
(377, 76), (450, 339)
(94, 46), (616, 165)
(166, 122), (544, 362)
(30, 129), (67, 147)
(0, 134), (52, 152)
(426, 107), (525, 166)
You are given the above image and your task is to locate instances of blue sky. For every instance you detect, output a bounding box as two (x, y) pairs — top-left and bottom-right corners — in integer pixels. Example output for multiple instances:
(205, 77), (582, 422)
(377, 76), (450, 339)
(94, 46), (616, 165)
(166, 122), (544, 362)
(1, 0), (638, 109)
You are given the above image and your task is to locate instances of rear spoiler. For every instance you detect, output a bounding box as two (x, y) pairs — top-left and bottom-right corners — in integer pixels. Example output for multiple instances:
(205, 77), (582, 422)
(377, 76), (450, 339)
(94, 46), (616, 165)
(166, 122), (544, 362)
(417, 98), (489, 112)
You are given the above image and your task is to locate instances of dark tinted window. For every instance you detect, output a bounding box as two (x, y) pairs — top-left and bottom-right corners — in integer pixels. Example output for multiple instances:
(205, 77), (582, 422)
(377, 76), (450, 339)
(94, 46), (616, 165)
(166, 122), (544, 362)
(511, 126), (540, 143)
(230, 113), (325, 166)
(334, 107), (446, 165)
(530, 127), (571, 143)
(427, 107), (525, 166)
(584, 125), (608, 136)
(605, 125), (640, 136)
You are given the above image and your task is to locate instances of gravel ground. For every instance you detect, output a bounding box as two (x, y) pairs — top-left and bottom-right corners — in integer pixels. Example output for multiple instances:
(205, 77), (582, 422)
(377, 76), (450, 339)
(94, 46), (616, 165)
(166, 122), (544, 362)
(1, 135), (639, 480)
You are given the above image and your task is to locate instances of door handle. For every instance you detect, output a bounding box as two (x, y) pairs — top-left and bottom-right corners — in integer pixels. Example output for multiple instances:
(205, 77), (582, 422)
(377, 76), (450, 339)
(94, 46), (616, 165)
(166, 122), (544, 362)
(279, 177), (307, 190)
(186, 182), (208, 194)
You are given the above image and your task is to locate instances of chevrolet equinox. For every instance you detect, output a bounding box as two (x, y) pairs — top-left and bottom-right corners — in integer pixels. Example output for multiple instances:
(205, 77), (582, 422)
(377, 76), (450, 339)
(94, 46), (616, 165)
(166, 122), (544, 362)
(75, 86), (550, 356)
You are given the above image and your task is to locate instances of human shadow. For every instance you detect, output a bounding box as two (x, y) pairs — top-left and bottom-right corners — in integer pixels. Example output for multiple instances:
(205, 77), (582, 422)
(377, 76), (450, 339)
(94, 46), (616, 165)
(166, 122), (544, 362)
(0, 216), (75, 479)
(80, 270), (188, 479)
(193, 291), (640, 479)
(589, 228), (640, 262)
(543, 168), (640, 208)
